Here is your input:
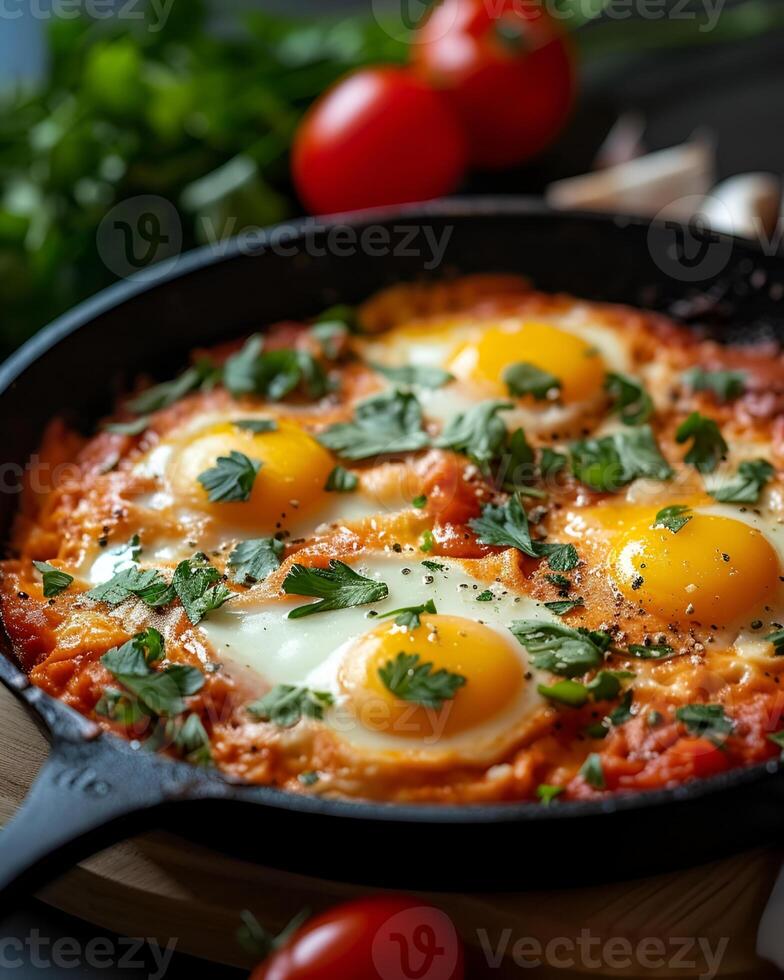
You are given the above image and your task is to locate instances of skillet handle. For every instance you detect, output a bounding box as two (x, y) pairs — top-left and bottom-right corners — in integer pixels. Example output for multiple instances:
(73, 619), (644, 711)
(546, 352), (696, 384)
(0, 731), (193, 904)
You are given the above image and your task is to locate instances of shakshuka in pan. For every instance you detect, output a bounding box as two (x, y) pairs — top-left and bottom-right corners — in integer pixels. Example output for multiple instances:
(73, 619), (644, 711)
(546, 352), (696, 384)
(3, 274), (784, 804)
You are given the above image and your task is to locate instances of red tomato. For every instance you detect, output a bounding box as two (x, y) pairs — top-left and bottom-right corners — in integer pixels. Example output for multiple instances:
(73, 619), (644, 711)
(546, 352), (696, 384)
(291, 68), (467, 215)
(250, 895), (464, 980)
(412, 0), (576, 169)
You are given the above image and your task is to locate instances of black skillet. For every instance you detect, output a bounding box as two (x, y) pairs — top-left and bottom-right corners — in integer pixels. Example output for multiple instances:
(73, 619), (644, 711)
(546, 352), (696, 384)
(2, 198), (784, 902)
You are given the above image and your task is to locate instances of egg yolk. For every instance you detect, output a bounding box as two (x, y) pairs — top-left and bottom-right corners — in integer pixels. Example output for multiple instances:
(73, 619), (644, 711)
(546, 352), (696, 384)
(448, 321), (605, 404)
(168, 420), (334, 529)
(339, 614), (524, 739)
(610, 513), (779, 625)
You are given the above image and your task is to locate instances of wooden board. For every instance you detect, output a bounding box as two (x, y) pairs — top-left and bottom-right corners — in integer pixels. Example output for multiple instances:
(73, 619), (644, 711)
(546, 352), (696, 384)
(0, 682), (782, 976)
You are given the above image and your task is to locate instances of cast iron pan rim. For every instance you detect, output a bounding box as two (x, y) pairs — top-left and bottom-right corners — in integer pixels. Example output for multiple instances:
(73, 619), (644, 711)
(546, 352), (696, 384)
(1, 197), (781, 826)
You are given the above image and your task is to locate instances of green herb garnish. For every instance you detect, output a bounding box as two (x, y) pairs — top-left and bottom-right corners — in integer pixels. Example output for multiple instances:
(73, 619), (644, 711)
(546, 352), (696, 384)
(536, 784), (564, 805)
(282, 559), (388, 619)
(248, 685), (334, 727)
(197, 450), (261, 503)
(653, 504), (692, 534)
(570, 426), (672, 492)
(318, 390), (430, 460)
(503, 362), (561, 401)
(627, 643), (677, 660)
(380, 598), (437, 629)
(371, 363), (453, 388)
(510, 621), (605, 677)
(682, 367), (746, 403)
(434, 400), (512, 471)
(675, 412), (727, 474)
(227, 537), (284, 585)
(223, 335), (330, 401)
(580, 753), (605, 789)
(468, 494), (578, 571)
(33, 560), (73, 598)
(233, 418), (277, 434)
(324, 465), (359, 492)
(605, 372), (653, 425)
(378, 652), (466, 709)
(543, 598), (584, 615)
(675, 703), (734, 745)
(710, 459), (774, 503)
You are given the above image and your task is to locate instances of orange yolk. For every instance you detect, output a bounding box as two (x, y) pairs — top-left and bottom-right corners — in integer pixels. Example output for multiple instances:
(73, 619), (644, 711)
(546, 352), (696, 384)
(168, 420), (334, 529)
(448, 321), (606, 404)
(339, 614), (524, 739)
(610, 513), (779, 626)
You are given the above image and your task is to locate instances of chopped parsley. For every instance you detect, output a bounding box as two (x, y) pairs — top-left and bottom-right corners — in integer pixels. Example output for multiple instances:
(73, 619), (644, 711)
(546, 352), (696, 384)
(318, 390), (430, 460)
(32, 560), (73, 598)
(380, 598), (437, 629)
(282, 559), (388, 619)
(126, 357), (218, 415)
(412, 494), (427, 509)
(710, 459), (774, 503)
(86, 565), (172, 606)
(197, 450), (261, 503)
(503, 362), (560, 401)
(378, 652), (466, 709)
(580, 753), (605, 789)
(223, 335), (330, 401)
(434, 399), (512, 471)
(232, 418), (277, 434)
(169, 554), (233, 624)
(468, 494), (578, 571)
(421, 560), (446, 572)
(420, 530), (435, 553)
(476, 590), (494, 602)
(767, 731), (784, 759)
(765, 629), (784, 655)
(510, 621), (605, 677)
(682, 367), (746, 403)
(227, 537), (284, 585)
(537, 679), (590, 707)
(100, 629), (205, 718)
(675, 703), (734, 745)
(324, 465), (359, 492)
(539, 447), (567, 477)
(248, 684), (334, 727)
(604, 372), (653, 425)
(653, 504), (692, 534)
(543, 598), (584, 615)
(166, 713), (213, 767)
(536, 784), (564, 805)
(371, 362), (453, 388)
(608, 689), (634, 725)
(675, 412), (727, 474)
(545, 573), (571, 591)
(586, 670), (635, 702)
(570, 425), (672, 492)
(104, 416), (151, 436)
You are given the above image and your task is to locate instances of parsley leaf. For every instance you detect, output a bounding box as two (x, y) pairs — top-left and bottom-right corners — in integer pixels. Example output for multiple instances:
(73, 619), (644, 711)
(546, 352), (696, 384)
(33, 560), (73, 598)
(510, 620), (605, 677)
(232, 418), (277, 434)
(171, 554), (233, 624)
(324, 465), (358, 492)
(538, 679), (590, 707)
(580, 753), (605, 789)
(536, 784), (564, 805)
(682, 367), (746, 403)
(371, 362), (453, 388)
(282, 560), (388, 619)
(545, 573), (571, 591)
(586, 670), (635, 702)
(653, 504), (692, 534)
(198, 450), (261, 503)
(608, 689), (634, 725)
(311, 320), (349, 359)
(604, 373), (653, 425)
(101, 629), (204, 717)
(627, 643), (677, 660)
(223, 335), (330, 401)
(675, 412), (727, 474)
(166, 713), (213, 767)
(127, 358), (218, 415)
(380, 598), (437, 629)
(503, 362), (560, 401)
(421, 560), (446, 572)
(539, 447), (567, 477)
(767, 730), (784, 759)
(412, 494), (427, 509)
(318, 390), (430, 460)
(247, 684), (334, 727)
(570, 425), (672, 492)
(468, 494), (578, 570)
(227, 537), (284, 584)
(710, 459), (774, 503)
(543, 598), (584, 615)
(378, 652), (466, 709)
(104, 416), (151, 436)
(675, 703), (734, 745)
(86, 566), (172, 606)
(476, 589), (494, 602)
(766, 629), (784, 655)
(435, 399), (512, 471)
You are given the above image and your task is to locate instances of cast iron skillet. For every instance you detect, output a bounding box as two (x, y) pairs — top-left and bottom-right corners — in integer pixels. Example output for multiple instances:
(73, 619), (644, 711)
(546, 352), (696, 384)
(2, 198), (784, 902)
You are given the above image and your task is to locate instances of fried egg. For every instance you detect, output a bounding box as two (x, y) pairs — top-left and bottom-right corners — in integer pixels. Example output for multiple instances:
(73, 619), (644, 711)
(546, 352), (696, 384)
(201, 553), (553, 764)
(361, 312), (632, 436)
